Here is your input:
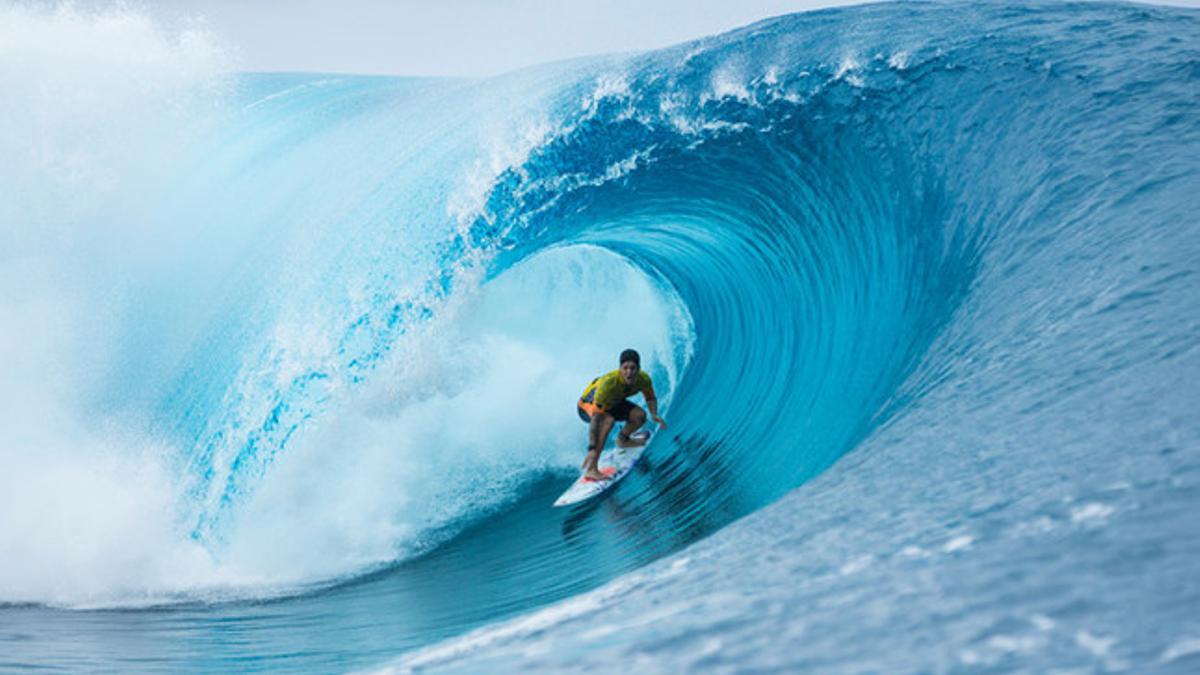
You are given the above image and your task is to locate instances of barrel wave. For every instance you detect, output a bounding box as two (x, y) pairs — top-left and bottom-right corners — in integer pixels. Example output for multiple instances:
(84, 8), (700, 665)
(2, 2), (1198, 672)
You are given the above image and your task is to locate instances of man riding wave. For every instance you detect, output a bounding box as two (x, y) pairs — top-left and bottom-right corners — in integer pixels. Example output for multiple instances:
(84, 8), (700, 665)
(577, 349), (667, 481)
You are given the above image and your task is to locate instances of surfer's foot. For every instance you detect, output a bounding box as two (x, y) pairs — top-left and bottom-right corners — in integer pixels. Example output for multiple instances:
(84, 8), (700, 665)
(583, 470), (608, 482)
(616, 434), (646, 449)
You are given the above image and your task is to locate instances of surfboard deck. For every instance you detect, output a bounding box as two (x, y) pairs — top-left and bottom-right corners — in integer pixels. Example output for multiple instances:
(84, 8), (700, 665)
(553, 430), (651, 507)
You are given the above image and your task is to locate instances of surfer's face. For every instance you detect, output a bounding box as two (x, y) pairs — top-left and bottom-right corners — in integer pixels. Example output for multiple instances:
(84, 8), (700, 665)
(619, 361), (638, 384)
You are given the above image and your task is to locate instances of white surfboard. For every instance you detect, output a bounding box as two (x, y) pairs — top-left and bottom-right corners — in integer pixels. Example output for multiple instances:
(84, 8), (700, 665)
(553, 430), (651, 507)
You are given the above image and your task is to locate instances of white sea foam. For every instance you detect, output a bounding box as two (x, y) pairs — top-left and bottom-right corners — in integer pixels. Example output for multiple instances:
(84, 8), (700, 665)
(943, 535), (974, 552)
(708, 65), (752, 102)
(213, 245), (691, 587)
(1030, 614), (1056, 631)
(1161, 637), (1200, 663)
(0, 3), (231, 236)
(834, 55), (864, 87)
(839, 554), (874, 575)
(1075, 630), (1116, 657)
(448, 115), (555, 226)
(1070, 502), (1114, 524)
(0, 3), (239, 608)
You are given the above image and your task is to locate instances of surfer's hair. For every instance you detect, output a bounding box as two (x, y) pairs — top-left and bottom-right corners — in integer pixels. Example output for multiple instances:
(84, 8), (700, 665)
(619, 349), (640, 367)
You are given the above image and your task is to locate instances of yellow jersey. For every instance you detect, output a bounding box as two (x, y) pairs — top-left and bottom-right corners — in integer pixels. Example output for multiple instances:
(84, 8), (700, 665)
(579, 369), (656, 411)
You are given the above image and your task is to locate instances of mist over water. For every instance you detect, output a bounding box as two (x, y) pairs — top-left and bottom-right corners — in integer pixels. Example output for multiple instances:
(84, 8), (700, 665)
(2, 2), (1198, 672)
(0, 3), (236, 606)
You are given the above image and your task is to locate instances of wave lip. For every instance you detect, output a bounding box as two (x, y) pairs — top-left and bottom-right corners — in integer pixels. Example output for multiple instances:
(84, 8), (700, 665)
(469, 11), (978, 526)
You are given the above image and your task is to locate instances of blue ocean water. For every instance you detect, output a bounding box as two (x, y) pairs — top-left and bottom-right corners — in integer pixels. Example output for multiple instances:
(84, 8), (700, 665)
(1, 1), (1198, 672)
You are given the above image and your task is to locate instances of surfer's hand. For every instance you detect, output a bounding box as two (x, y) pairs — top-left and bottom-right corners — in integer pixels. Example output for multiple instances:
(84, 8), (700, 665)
(653, 415), (667, 428)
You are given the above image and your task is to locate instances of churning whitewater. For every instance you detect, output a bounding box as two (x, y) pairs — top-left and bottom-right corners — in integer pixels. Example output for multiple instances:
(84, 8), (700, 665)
(1, 1), (1198, 672)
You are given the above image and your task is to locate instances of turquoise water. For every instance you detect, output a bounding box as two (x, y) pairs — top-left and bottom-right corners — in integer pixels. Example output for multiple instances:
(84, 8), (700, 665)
(2, 2), (1198, 671)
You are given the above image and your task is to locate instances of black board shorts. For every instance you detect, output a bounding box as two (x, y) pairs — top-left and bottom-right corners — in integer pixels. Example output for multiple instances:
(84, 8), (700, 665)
(577, 398), (636, 423)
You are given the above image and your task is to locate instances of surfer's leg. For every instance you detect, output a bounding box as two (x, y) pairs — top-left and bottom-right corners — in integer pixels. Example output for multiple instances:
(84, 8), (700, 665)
(583, 412), (615, 479)
(617, 406), (647, 447)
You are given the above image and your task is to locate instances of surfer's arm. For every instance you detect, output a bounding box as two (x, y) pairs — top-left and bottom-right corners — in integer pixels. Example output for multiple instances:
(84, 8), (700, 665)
(647, 399), (666, 428)
(643, 383), (666, 428)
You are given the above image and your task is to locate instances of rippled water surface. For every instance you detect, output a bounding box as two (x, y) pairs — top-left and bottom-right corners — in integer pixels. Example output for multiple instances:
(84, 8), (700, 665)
(1, 1), (1198, 672)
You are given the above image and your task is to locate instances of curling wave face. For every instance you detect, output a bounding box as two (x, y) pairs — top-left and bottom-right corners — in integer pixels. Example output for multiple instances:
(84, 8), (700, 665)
(1, 1), (1198, 671)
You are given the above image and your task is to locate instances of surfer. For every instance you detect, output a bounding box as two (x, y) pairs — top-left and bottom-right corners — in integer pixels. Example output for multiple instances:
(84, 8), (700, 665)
(576, 349), (667, 481)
